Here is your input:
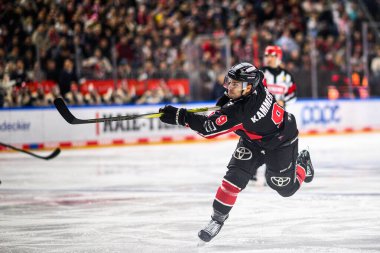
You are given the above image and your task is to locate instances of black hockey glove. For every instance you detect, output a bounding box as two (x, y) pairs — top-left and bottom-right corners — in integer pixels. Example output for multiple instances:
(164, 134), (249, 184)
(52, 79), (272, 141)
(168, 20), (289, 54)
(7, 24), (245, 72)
(159, 105), (187, 126)
(216, 92), (230, 107)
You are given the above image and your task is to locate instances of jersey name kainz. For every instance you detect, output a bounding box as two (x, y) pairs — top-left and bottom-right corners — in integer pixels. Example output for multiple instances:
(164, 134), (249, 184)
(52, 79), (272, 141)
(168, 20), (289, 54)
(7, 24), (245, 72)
(251, 89), (273, 123)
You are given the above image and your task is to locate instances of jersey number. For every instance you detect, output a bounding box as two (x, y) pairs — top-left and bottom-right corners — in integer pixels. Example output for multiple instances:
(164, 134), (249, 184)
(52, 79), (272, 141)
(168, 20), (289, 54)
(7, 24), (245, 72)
(272, 103), (284, 126)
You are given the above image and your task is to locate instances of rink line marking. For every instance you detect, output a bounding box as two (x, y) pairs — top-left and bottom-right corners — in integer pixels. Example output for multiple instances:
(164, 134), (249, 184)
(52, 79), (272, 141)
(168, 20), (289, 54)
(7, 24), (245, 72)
(301, 128), (380, 138)
(0, 191), (216, 206)
(0, 197), (143, 206)
(2, 192), (380, 207)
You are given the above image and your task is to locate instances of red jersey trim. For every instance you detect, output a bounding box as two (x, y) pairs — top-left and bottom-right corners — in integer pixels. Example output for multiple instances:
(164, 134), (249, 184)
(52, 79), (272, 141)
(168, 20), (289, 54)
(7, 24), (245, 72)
(197, 123), (263, 140)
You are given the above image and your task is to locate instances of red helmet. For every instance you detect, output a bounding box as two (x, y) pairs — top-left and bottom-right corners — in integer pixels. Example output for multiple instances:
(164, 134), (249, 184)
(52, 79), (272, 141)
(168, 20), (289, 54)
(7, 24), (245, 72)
(264, 45), (283, 64)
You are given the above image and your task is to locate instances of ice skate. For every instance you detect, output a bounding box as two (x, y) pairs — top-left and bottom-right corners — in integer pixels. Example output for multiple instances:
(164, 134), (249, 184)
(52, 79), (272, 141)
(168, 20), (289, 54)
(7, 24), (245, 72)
(198, 218), (225, 242)
(297, 150), (314, 183)
(198, 211), (228, 243)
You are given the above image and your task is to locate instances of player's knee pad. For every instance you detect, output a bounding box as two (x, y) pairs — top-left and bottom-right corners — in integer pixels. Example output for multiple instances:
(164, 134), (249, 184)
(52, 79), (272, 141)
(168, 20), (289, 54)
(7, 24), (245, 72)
(224, 167), (251, 190)
(265, 168), (299, 197)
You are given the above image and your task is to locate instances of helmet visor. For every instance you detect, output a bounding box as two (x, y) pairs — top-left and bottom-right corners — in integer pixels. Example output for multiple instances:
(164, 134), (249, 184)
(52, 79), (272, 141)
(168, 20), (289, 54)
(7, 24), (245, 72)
(223, 76), (243, 89)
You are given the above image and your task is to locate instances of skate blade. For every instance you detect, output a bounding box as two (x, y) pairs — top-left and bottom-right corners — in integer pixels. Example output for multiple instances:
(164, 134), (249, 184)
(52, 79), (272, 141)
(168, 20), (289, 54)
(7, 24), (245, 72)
(197, 239), (207, 247)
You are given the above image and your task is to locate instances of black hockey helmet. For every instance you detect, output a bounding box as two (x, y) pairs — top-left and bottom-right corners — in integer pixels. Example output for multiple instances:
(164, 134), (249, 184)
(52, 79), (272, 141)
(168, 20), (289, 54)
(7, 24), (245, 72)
(224, 62), (263, 91)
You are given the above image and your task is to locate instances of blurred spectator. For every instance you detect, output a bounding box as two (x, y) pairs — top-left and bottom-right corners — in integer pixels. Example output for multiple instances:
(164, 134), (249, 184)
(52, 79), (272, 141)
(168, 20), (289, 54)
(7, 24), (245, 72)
(10, 59), (29, 88)
(155, 38), (178, 66)
(59, 59), (78, 98)
(82, 48), (112, 79)
(0, 65), (14, 107)
(155, 62), (171, 80)
(0, 89), (5, 108)
(351, 63), (368, 98)
(211, 73), (226, 101)
(138, 61), (157, 80)
(371, 46), (380, 76)
(65, 84), (84, 105)
(23, 36), (36, 72)
(116, 35), (133, 65)
(32, 24), (50, 51)
(45, 85), (61, 106)
(135, 80), (177, 104)
(0, 0), (379, 106)
(13, 86), (33, 107)
(44, 59), (60, 83)
(158, 79), (176, 103)
(29, 85), (48, 107)
(83, 83), (102, 105)
(101, 87), (114, 104)
(370, 46), (380, 96)
(118, 63), (138, 79)
(275, 29), (300, 60)
(136, 88), (163, 105)
(111, 81), (137, 105)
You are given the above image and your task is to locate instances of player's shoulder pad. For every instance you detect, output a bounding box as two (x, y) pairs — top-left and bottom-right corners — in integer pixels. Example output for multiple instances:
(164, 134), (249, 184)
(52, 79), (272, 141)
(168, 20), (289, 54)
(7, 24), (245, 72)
(218, 99), (243, 115)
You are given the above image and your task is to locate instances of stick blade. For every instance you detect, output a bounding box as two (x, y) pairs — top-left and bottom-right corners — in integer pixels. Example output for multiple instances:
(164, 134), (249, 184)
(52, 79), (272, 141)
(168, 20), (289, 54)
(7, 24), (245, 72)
(0, 142), (61, 160)
(44, 148), (61, 160)
(53, 98), (79, 124)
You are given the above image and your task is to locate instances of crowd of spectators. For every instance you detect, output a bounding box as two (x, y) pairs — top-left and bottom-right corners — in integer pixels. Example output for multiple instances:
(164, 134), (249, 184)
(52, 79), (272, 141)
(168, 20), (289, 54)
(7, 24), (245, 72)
(0, 0), (379, 107)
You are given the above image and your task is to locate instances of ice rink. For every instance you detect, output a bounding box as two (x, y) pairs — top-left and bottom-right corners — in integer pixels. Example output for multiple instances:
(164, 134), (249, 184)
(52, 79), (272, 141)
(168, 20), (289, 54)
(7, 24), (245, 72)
(1, 133), (380, 253)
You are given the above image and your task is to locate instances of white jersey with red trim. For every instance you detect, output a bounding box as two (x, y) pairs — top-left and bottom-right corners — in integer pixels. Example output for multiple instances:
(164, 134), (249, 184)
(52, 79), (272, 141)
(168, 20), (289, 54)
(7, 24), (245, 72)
(184, 83), (298, 150)
(261, 66), (297, 104)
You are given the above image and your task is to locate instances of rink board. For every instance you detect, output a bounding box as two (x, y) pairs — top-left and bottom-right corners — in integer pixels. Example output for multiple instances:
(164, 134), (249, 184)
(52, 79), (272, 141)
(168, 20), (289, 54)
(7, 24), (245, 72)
(1, 99), (380, 149)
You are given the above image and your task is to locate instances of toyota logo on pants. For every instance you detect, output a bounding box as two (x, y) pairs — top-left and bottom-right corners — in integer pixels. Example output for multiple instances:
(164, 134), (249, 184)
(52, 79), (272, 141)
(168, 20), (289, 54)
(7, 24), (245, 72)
(233, 147), (252, 160)
(270, 177), (291, 187)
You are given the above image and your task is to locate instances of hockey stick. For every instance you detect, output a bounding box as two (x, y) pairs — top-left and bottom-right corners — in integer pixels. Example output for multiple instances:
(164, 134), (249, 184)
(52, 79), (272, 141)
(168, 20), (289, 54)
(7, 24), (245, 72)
(0, 142), (61, 160)
(53, 98), (220, 125)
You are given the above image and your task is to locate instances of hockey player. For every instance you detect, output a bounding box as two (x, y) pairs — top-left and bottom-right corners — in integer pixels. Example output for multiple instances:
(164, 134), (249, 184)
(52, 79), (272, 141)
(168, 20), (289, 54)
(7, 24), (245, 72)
(261, 45), (297, 108)
(159, 62), (314, 243)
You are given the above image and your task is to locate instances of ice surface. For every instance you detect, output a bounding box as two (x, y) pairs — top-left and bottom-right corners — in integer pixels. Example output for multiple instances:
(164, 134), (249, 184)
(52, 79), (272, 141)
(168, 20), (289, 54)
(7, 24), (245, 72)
(1, 133), (380, 252)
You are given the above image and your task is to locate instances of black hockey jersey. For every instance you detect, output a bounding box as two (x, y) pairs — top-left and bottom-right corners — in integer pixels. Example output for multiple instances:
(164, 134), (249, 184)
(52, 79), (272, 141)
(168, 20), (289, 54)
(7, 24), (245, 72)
(185, 84), (298, 149)
(261, 66), (296, 104)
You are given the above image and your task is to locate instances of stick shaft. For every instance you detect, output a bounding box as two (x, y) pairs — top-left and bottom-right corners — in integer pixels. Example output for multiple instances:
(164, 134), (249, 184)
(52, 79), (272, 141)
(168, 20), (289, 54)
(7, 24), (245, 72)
(54, 98), (220, 125)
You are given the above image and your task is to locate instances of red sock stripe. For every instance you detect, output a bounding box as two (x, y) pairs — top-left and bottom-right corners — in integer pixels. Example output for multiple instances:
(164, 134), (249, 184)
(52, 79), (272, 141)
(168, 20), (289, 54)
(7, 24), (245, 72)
(296, 165), (306, 184)
(215, 180), (241, 206)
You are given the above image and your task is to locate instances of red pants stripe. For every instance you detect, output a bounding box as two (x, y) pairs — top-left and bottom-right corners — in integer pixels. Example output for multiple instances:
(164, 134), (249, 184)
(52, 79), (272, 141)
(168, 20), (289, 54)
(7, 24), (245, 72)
(296, 165), (306, 184)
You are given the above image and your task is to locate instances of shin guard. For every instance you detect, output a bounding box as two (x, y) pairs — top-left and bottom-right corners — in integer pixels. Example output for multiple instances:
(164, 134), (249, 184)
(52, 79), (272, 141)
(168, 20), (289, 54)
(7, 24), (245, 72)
(213, 179), (241, 215)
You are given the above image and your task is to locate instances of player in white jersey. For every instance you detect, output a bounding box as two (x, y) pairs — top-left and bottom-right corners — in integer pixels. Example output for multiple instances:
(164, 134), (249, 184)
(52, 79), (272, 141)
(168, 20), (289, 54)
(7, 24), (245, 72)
(261, 45), (297, 109)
